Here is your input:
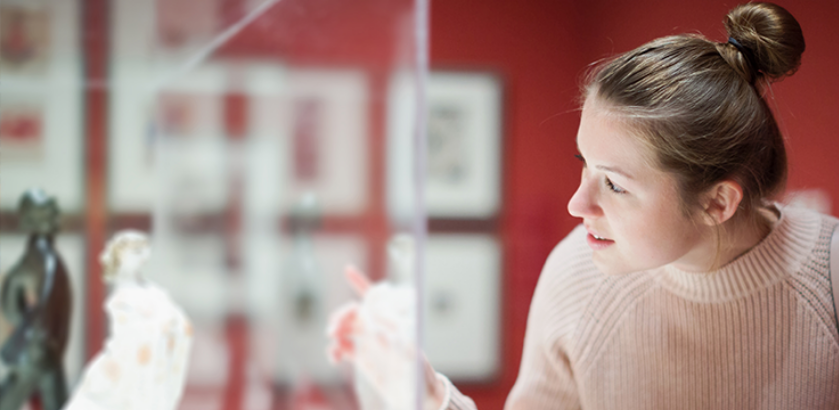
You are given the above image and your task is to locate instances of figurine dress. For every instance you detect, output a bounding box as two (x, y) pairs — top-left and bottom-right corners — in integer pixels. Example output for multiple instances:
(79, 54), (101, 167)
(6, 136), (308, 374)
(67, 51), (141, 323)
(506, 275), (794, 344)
(64, 280), (192, 410)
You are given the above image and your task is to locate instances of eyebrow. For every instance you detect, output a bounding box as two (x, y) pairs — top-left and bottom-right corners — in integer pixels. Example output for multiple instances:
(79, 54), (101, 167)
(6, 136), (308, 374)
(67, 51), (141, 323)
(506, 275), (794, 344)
(594, 164), (635, 180)
(576, 151), (636, 180)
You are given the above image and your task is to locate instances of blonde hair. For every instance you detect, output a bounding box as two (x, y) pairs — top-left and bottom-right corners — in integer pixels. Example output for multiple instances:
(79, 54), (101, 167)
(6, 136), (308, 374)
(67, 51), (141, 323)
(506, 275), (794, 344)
(100, 230), (149, 280)
(584, 2), (805, 221)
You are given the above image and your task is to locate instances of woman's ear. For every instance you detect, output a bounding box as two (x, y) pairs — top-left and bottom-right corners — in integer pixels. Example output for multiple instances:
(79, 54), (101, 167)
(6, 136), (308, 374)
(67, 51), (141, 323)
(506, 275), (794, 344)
(700, 180), (743, 226)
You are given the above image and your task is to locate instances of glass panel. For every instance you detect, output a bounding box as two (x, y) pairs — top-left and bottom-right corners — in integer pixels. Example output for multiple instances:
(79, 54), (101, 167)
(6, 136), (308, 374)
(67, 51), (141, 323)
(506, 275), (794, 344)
(109, 0), (427, 408)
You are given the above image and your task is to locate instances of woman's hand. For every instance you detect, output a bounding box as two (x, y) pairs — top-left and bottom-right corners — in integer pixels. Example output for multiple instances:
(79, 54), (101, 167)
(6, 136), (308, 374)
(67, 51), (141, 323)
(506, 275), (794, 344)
(325, 265), (369, 364)
(325, 265), (447, 409)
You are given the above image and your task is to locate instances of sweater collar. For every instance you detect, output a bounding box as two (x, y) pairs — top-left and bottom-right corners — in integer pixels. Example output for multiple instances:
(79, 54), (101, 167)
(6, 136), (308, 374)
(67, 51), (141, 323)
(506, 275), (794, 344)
(657, 205), (822, 303)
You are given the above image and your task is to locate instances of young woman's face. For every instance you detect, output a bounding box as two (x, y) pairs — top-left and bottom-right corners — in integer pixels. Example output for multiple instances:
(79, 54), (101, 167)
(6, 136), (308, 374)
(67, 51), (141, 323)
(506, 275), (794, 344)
(567, 97), (711, 275)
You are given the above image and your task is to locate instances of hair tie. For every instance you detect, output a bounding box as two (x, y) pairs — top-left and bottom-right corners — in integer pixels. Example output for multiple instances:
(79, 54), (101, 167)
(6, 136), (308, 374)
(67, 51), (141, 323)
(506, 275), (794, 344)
(727, 37), (758, 74)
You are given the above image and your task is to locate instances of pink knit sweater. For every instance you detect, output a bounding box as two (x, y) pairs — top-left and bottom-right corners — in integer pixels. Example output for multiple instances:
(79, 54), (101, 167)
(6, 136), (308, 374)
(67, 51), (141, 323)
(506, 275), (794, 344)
(442, 205), (839, 409)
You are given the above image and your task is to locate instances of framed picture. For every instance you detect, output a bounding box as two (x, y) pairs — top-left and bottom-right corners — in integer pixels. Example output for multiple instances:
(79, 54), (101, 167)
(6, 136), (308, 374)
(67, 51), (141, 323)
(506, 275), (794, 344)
(388, 71), (503, 220)
(0, 0), (83, 212)
(280, 68), (370, 216)
(0, 99), (45, 159)
(423, 233), (501, 380)
(155, 0), (220, 51)
(0, 3), (49, 75)
(109, 56), (232, 212)
(109, 43), (369, 218)
(224, 67), (371, 218)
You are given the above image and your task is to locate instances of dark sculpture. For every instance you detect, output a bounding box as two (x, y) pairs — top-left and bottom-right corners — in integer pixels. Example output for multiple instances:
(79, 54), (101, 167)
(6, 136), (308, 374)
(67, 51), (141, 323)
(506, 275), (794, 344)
(0, 188), (72, 410)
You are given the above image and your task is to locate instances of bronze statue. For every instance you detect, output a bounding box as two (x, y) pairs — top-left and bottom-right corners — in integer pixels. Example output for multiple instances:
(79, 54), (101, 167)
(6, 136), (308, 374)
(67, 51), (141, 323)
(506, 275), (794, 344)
(0, 188), (72, 410)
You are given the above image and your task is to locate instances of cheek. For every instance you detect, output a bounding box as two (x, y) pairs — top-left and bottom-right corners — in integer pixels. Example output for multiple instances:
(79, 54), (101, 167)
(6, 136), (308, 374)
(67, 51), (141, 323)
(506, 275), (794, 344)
(613, 196), (695, 257)
(633, 212), (697, 259)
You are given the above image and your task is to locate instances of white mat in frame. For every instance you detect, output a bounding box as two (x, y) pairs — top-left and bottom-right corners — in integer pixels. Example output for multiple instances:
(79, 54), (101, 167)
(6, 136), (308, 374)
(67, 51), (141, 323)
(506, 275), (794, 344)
(423, 233), (502, 381)
(387, 71), (503, 220)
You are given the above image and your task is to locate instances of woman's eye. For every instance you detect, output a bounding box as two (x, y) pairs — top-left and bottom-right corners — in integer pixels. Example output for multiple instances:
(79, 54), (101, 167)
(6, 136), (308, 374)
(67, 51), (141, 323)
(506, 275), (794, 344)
(574, 154), (585, 167)
(605, 177), (626, 194)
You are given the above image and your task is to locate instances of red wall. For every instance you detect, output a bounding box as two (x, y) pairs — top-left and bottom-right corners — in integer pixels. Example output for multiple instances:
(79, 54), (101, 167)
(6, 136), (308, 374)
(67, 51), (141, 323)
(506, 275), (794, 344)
(430, 0), (839, 408)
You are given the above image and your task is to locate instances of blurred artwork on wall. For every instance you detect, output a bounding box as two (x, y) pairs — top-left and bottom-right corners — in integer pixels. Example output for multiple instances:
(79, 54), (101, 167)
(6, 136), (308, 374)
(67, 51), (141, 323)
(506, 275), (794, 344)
(155, 0), (220, 52)
(427, 103), (468, 184)
(292, 98), (322, 183)
(284, 69), (370, 216)
(0, 4), (49, 75)
(0, 101), (44, 160)
(0, 0), (83, 212)
(388, 71), (503, 220)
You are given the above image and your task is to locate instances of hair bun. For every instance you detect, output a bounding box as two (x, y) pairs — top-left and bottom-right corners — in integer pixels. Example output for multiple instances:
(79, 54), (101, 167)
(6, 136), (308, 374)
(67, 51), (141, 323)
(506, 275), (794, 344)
(723, 2), (805, 82)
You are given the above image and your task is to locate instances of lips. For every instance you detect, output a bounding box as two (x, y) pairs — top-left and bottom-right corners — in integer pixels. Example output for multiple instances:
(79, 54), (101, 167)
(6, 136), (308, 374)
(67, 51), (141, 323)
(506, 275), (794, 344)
(585, 225), (612, 241)
(585, 227), (614, 250)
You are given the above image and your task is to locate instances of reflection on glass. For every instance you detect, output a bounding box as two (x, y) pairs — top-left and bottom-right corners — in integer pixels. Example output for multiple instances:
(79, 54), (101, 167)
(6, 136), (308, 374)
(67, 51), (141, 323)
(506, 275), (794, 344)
(109, 0), (426, 408)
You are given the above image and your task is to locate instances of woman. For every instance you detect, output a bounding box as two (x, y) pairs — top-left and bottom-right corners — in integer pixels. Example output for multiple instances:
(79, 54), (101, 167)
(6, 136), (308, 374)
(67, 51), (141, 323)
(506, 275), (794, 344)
(330, 2), (839, 409)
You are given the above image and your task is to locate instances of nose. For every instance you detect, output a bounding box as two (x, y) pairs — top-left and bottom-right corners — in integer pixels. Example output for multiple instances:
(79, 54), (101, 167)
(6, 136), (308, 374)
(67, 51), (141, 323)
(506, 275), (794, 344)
(567, 175), (601, 218)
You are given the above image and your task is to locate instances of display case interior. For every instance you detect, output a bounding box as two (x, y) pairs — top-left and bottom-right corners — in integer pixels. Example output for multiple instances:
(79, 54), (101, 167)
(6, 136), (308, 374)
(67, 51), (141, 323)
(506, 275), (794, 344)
(1, 0), (505, 408)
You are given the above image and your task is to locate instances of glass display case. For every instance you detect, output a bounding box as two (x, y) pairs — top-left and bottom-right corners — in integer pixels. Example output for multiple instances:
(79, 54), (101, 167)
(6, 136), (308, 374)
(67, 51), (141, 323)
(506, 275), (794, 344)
(1, 0), (437, 408)
(109, 0), (429, 408)
(1, 0), (504, 408)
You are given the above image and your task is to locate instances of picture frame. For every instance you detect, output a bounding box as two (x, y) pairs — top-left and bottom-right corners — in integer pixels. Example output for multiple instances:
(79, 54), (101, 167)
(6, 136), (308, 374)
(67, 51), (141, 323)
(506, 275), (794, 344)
(0, 3), (50, 75)
(388, 71), (503, 220)
(109, 56), (231, 213)
(0, 98), (45, 160)
(423, 233), (501, 380)
(280, 68), (370, 216)
(0, 0), (84, 212)
(109, 46), (370, 219)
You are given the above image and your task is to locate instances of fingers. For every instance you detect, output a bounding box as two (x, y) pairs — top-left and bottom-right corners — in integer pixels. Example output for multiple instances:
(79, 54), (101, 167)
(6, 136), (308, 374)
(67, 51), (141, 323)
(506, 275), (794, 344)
(327, 338), (355, 364)
(326, 301), (360, 364)
(325, 265), (371, 365)
(326, 301), (359, 338)
(345, 264), (371, 296)
(422, 353), (447, 406)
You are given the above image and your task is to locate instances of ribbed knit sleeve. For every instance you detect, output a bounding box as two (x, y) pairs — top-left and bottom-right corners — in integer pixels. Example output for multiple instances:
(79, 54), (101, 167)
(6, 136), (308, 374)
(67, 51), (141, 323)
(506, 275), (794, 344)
(504, 224), (600, 409)
(439, 225), (600, 410)
(438, 373), (478, 410)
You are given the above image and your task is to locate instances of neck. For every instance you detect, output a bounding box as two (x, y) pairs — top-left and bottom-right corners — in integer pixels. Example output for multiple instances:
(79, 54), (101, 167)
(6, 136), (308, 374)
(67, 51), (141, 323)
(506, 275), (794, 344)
(713, 210), (773, 268)
(672, 207), (776, 273)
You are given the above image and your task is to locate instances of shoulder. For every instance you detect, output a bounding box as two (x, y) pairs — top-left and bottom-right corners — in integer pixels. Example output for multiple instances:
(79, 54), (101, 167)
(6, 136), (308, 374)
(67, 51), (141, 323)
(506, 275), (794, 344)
(775, 205), (839, 343)
(529, 225), (662, 348)
(774, 204), (835, 266)
(536, 225), (600, 296)
(527, 226), (605, 342)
